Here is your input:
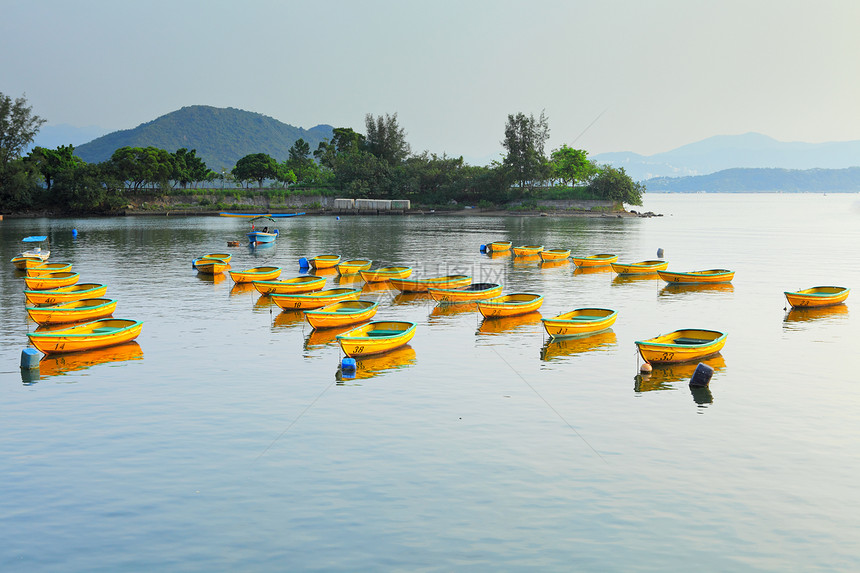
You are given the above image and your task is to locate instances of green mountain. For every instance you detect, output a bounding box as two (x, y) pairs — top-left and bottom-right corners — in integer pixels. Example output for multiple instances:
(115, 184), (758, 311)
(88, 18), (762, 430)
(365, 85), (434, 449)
(645, 167), (860, 192)
(74, 105), (333, 171)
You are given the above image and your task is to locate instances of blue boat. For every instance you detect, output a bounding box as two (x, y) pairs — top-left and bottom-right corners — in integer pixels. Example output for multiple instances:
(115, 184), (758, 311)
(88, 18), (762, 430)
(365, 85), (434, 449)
(247, 216), (278, 247)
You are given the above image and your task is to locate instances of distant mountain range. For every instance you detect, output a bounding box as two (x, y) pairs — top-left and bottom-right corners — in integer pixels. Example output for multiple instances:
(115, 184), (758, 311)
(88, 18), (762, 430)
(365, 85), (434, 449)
(593, 133), (860, 181)
(645, 167), (860, 193)
(72, 106), (333, 170)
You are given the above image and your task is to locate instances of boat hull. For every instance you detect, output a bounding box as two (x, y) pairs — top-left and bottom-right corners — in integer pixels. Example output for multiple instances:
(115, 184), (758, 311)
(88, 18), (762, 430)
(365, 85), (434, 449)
(486, 241), (512, 252)
(784, 286), (849, 308)
(635, 329), (727, 364)
(611, 260), (668, 275)
(477, 293), (544, 318)
(247, 230), (278, 244)
(337, 321), (417, 357)
(252, 276), (326, 295)
(390, 275), (471, 293)
(309, 254), (342, 269)
(272, 288), (362, 310)
(658, 269), (734, 284)
(12, 256), (48, 270)
(337, 259), (373, 274)
(28, 319), (143, 355)
(26, 298), (118, 325)
(194, 258), (231, 274)
(24, 283), (108, 305)
(25, 262), (73, 276)
(229, 266), (282, 283)
(541, 308), (618, 338)
(359, 267), (413, 283)
(428, 283), (503, 303)
(513, 245), (544, 256)
(305, 300), (379, 329)
(24, 272), (80, 290)
(539, 249), (571, 261)
(572, 254), (618, 267)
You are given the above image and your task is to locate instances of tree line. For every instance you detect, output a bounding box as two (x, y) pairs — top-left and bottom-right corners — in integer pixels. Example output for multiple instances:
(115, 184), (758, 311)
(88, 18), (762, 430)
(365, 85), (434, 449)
(0, 93), (643, 214)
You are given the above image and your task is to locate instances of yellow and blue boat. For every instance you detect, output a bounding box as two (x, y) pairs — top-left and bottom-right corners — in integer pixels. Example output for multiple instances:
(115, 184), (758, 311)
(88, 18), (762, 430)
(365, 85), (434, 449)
(337, 259), (373, 274)
(24, 283), (108, 305)
(389, 275), (471, 293)
(541, 308), (617, 338)
(193, 257), (231, 274)
(252, 275), (326, 295)
(271, 288), (361, 310)
(635, 328), (727, 364)
(337, 320), (417, 357)
(27, 318), (144, 355)
(485, 241), (512, 252)
(304, 300), (379, 329)
(359, 266), (413, 283)
(572, 253), (618, 267)
(477, 293), (544, 318)
(307, 254), (341, 269)
(611, 260), (668, 275)
(658, 269), (734, 284)
(25, 262), (73, 276)
(538, 248), (571, 261)
(784, 286), (849, 308)
(24, 271), (80, 291)
(26, 298), (117, 325)
(428, 283), (503, 303)
(229, 266), (281, 283)
(513, 245), (544, 256)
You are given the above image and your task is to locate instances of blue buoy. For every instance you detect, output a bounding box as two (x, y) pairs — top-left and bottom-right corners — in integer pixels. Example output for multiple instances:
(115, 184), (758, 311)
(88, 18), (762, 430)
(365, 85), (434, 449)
(21, 348), (41, 370)
(336, 216), (340, 220)
(479, 244), (487, 253)
(298, 257), (309, 270)
(72, 228), (78, 238)
(341, 357), (357, 372)
(657, 248), (664, 258)
(689, 362), (714, 387)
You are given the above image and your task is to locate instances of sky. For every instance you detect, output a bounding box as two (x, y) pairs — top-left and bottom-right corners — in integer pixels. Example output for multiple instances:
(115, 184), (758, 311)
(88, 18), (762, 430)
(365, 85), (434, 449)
(3, 0), (860, 163)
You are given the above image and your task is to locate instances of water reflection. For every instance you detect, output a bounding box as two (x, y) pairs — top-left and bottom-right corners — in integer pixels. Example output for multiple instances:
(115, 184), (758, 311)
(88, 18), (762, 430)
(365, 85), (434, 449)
(538, 259), (571, 270)
(254, 294), (278, 310)
(637, 355), (727, 388)
(512, 255), (541, 267)
(304, 324), (355, 348)
(783, 304), (848, 327)
(392, 292), (433, 306)
(334, 274), (363, 286)
(35, 342), (144, 379)
(540, 330), (617, 360)
(229, 282), (257, 296)
(612, 274), (660, 286)
(336, 345), (417, 381)
(477, 312), (542, 335)
(196, 272), (227, 284)
(658, 283), (734, 297)
(429, 302), (478, 321)
(573, 265), (612, 276)
(272, 310), (305, 328)
(485, 250), (511, 260)
(361, 281), (394, 293)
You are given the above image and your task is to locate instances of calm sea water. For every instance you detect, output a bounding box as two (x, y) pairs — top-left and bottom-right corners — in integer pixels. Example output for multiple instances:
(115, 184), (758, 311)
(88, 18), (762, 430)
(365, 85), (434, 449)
(2, 194), (859, 572)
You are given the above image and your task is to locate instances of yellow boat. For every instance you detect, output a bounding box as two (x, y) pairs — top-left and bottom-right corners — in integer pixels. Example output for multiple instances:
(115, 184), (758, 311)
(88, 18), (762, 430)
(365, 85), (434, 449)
(428, 282), (503, 303)
(252, 275), (326, 295)
(27, 318), (144, 355)
(541, 308), (617, 338)
(538, 248), (571, 261)
(24, 283), (108, 305)
(12, 255), (48, 270)
(304, 300), (379, 329)
(359, 266), (413, 283)
(271, 288), (362, 310)
(26, 298), (118, 325)
(611, 260), (668, 275)
(477, 293), (544, 318)
(193, 257), (231, 274)
(389, 275), (471, 293)
(308, 254), (342, 269)
(513, 245), (544, 256)
(337, 259), (373, 274)
(485, 241), (512, 252)
(572, 253), (618, 267)
(635, 328), (727, 364)
(229, 266), (282, 283)
(784, 286), (849, 308)
(337, 320), (417, 357)
(658, 269), (734, 284)
(25, 262), (73, 276)
(24, 271), (80, 290)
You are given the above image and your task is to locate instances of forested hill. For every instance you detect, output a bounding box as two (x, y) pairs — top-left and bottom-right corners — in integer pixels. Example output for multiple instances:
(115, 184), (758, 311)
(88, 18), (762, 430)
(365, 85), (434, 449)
(74, 106), (333, 171)
(645, 167), (860, 193)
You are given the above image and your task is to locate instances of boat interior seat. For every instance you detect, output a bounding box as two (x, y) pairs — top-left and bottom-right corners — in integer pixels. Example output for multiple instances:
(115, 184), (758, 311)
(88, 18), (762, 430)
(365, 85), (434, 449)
(673, 337), (712, 345)
(367, 330), (404, 337)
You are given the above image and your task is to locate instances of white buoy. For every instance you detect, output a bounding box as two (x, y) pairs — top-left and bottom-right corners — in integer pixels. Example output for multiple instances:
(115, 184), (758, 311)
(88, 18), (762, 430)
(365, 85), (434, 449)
(640, 362), (652, 373)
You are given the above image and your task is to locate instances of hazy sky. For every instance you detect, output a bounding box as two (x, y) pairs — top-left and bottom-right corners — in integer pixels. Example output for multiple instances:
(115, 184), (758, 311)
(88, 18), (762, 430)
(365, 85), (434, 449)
(3, 0), (859, 162)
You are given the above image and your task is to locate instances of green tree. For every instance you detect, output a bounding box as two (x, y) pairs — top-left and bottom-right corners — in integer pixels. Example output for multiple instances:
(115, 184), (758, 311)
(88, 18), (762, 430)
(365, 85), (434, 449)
(501, 111), (550, 192)
(313, 127), (365, 169)
(232, 153), (280, 188)
(27, 145), (85, 192)
(587, 165), (644, 205)
(550, 145), (597, 187)
(171, 148), (212, 188)
(365, 113), (411, 166)
(0, 92), (46, 170)
(53, 162), (124, 213)
(109, 146), (174, 191)
(286, 138), (314, 183)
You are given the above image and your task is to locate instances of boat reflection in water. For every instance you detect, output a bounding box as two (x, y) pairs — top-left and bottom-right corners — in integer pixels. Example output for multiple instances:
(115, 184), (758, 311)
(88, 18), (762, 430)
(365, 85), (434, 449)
(196, 272), (227, 284)
(36, 341), (144, 379)
(229, 282), (257, 296)
(336, 345), (417, 382)
(361, 281), (395, 294)
(658, 282), (734, 298)
(784, 304), (848, 328)
(304, 324), (355, 349)
(512, 255), (541, 267)
(477, 312), (542, 336)
(272, 310), (305, 328)
(573, 265), (612, 276)
(611, 273), (661, 286)
(538, 259), (570, 270)
(392, 292), (433, 306)
(334, 273), (363, 286)
(635, 355), (726, 394)
(540, 330), (617, 361)
(428, 302), (478, 322)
